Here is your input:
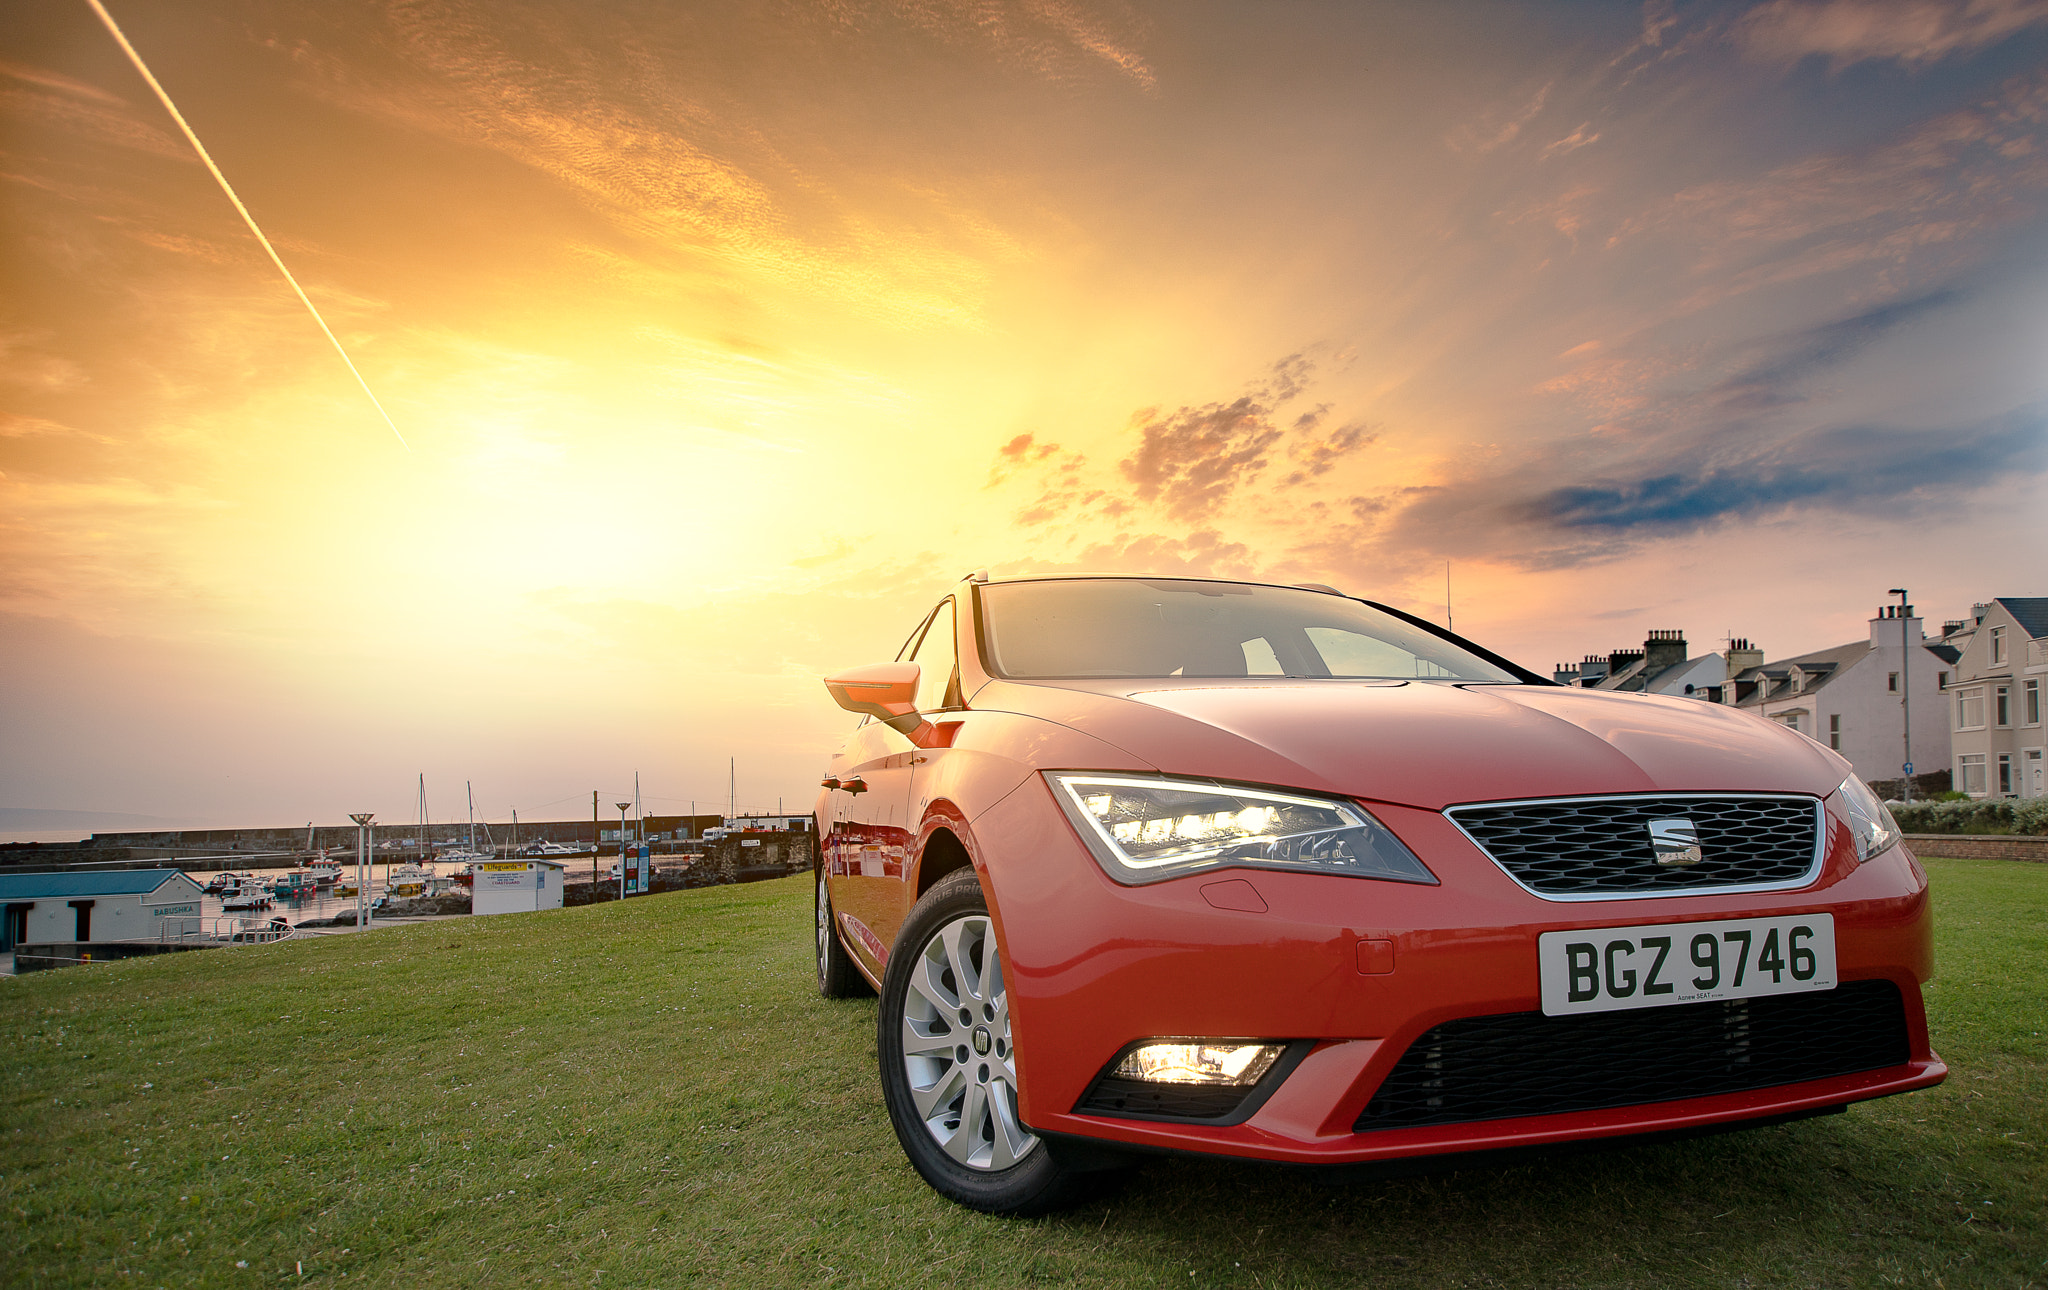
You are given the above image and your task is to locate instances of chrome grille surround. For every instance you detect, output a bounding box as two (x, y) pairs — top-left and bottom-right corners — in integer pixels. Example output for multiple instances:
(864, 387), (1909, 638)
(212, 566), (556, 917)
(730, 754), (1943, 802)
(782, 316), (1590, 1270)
(1444, 792), (1827, 902)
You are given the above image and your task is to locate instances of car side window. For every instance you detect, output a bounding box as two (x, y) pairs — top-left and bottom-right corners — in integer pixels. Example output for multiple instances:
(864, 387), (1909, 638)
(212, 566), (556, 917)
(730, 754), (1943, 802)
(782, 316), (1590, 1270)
(911, 598), (960, 713)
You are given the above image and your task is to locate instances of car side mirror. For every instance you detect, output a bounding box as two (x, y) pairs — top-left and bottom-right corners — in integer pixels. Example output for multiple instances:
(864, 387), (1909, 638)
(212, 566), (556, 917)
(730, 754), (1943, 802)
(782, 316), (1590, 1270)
(825, 662), (923, 733)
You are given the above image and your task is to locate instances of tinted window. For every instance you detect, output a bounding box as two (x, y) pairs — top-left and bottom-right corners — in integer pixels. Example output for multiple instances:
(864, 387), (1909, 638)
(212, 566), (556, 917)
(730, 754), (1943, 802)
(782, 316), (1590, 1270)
(978, 579), (1518, 681)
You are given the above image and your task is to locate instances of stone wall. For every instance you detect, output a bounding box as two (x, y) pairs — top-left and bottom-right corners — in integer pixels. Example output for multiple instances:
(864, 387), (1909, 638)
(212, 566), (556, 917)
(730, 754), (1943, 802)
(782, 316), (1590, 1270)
(1905, 833), (2048, 863)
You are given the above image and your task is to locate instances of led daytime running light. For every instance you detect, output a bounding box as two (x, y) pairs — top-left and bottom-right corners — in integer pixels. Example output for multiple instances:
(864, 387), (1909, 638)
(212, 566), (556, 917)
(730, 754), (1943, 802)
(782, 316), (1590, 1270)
(1049, 772), (1437, 886)
(1836, 775), (1902, 863)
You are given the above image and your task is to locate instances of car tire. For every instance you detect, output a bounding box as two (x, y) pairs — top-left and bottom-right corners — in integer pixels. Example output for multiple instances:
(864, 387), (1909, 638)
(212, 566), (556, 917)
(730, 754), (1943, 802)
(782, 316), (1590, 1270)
(877, 867), (1113, 1215)
(816, 868), (871, 999)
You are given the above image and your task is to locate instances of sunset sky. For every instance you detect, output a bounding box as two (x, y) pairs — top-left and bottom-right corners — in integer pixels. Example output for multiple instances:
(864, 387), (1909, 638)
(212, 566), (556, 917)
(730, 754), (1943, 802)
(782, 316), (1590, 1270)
(4, 0), (2046, 831)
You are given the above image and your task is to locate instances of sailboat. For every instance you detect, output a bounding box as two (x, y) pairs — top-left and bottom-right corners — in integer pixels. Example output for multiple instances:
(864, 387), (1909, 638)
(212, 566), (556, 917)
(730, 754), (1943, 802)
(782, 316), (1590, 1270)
(437, 780), (494, 866)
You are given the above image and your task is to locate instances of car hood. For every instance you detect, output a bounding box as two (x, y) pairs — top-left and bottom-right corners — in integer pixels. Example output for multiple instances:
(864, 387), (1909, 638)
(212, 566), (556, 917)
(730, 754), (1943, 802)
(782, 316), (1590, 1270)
(971, 679), (1848, 810)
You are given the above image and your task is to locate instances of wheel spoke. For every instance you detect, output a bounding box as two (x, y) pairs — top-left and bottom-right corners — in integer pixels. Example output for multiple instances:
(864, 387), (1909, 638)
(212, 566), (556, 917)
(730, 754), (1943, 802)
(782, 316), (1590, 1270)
(985, 1078), (1033, 1171)
(943, 920), (985, 1005)
(910, 1059), (967, 1122)
(908, 955), (958, 1017)
(900, 1016), (956, 1057)
(942, 1079), (990, 1165)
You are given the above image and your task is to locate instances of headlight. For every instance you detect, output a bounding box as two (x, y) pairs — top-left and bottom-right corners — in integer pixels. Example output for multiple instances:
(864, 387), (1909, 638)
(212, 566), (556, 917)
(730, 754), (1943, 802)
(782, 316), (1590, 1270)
(1048, 772), (1437, 886)
(1835, 774), (1901, 862)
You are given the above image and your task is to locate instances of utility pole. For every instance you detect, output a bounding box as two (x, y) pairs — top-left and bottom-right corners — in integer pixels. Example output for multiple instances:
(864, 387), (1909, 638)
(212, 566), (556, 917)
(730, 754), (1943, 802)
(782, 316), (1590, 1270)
(591, 790), (600, 889)
(729, 757), (736, 825)
(1891, 588), (1914, 802)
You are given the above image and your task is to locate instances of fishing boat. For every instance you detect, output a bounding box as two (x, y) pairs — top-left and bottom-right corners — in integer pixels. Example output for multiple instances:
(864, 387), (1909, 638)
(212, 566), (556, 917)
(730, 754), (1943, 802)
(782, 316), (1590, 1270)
(308, 857), (342, 886)
(271, 870), (319, 900)
(222, 889), (272, 911)
(523, 840), (577, 856)
(383, 863), (431, 899)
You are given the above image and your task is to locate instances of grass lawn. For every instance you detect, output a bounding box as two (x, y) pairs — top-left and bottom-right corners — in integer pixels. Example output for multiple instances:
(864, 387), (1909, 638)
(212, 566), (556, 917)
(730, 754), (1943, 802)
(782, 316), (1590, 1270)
(3, 858), (2043, 1288)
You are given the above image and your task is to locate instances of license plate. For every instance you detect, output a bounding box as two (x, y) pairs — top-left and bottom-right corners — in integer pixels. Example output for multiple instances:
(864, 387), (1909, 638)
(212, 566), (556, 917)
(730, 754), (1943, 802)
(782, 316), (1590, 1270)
(1538, 914), (1836, 1017)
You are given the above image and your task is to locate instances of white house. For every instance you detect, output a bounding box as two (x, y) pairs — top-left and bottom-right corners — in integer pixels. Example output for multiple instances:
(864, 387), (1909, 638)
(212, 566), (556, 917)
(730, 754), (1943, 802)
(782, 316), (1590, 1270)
(1939, 597), (2048, 799)
(0, 869), (205, 950)
(1728, 604), (1953, 788)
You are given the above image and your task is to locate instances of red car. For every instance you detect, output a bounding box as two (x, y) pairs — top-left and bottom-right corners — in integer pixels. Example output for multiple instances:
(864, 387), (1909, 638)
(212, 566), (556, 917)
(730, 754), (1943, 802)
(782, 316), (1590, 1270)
(813, 574), (1943, 1214)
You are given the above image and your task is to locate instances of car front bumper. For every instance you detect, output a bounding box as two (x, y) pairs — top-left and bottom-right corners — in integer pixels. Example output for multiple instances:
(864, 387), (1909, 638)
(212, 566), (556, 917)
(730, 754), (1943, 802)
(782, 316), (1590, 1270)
(976, 775), (1946, 1166)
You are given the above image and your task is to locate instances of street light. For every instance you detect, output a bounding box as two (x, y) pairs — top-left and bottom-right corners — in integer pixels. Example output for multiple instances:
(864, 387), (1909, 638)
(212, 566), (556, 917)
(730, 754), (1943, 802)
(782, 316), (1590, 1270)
(349, 813), (375, 928)
(1890, 588), (1913, 804)
(616, 802), (632, 901)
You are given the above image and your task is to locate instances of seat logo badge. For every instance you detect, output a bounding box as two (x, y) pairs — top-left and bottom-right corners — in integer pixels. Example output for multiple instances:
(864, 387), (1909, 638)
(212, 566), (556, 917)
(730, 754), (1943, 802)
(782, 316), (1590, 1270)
(1648, 818), (1702, 866)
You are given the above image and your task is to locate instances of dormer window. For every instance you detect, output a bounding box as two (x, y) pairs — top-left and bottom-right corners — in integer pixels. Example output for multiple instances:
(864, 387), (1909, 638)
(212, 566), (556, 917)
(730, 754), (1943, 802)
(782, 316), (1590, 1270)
(1991, 626), (2006, 665)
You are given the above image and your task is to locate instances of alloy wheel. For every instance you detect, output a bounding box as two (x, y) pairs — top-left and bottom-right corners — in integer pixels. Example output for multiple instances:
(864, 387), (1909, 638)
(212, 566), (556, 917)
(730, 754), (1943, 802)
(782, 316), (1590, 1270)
(897, 913), (1036, 1170)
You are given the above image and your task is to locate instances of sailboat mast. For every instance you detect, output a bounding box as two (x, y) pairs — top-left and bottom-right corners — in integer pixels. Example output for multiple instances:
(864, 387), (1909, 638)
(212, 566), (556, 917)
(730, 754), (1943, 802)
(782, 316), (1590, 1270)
(467, 780), (475, 852)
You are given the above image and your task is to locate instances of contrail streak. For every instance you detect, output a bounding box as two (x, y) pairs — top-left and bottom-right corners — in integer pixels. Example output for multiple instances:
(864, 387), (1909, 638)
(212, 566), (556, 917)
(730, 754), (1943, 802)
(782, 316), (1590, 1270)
(84, 0), (409, 449)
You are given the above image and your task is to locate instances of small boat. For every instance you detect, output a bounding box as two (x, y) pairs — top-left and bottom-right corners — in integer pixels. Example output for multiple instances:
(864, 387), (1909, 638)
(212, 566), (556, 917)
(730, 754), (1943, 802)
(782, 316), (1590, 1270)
(384, 863), (431, 898)
(308, 858), (343, 887)
(222, 891), (273, 911)
(523, 840), (577, 856)
(271, 870), (319, 900)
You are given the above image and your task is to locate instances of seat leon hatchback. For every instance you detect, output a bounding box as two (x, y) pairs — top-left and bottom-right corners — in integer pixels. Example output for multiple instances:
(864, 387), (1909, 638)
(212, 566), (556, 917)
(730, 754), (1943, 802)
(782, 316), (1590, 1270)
(812, 573), (1944, 1215)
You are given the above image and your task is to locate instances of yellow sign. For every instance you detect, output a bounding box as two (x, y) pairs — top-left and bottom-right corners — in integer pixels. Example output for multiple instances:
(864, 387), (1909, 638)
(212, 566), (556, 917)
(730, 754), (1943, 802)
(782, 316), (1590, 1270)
(479, 861), (527, 871)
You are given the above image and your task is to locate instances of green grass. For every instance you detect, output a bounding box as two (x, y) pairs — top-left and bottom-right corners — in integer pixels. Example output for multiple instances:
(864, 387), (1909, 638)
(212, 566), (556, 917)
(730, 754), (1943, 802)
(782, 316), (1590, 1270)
(3, 860), (2043, 1288)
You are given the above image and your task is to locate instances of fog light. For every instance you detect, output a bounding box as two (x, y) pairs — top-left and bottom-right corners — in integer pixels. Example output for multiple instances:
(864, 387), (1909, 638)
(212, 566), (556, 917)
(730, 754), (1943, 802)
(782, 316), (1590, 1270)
(1112, 1041), (1286, 1086)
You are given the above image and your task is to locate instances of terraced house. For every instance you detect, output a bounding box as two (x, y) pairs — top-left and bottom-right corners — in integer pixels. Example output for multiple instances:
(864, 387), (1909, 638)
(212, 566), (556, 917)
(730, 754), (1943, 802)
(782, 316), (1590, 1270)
(1940, 598), (2048, 799)
(1727, 604), (1954, 791)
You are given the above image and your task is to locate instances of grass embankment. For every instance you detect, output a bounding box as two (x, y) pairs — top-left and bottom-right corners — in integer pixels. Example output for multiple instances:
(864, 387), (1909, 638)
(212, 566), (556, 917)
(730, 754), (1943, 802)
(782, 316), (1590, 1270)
(2, 861), (2043, 1288)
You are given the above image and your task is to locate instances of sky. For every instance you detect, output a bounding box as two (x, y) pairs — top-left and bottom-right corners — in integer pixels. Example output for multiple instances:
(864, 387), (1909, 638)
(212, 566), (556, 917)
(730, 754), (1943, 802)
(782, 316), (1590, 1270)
(3, 0), (2045, 831)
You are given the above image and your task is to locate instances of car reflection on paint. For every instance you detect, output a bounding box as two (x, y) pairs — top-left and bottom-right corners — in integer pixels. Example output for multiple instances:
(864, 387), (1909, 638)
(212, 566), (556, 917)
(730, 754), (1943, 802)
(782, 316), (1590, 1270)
(812, 573), (1944, 1215)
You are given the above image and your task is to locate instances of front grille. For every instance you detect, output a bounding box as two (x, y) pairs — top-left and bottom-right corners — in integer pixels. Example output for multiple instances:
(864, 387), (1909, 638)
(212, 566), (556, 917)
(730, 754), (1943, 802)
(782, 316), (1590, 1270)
(1355, 979), (1909, 1132)
(1447, 794), (1822, 898)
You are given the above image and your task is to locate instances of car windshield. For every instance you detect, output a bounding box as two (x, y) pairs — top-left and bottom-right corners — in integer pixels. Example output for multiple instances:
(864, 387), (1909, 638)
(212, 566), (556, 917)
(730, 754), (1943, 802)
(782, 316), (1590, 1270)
(978, 579), (1520, 682)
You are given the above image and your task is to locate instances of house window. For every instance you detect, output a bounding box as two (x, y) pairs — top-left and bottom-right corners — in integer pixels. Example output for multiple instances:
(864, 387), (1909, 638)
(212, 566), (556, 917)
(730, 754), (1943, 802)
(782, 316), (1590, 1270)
(2027, 679), (2041, 726)
(1991, 626), (2006, 665)
(1958, 754), (1987, 795)
(1996, 685), (2011, 727)
(1938, 670), (1949, 688)
(1997, 754), (2014, 796)
(1887, 672), (1899, 693)
(1828, 714), (1841, 750)
(1957, 689), (1986, 730)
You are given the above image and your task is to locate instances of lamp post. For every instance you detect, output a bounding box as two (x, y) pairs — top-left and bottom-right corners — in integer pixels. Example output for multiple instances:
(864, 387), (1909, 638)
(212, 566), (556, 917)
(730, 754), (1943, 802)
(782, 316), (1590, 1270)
(616, 802), (632, 900)
(1890, 588), (1913, 804)
(349, 813), (375, 928)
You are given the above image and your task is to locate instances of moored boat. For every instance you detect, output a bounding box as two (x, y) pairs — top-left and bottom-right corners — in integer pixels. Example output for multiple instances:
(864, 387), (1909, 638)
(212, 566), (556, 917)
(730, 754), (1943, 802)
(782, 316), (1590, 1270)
(271, 870), (319, 900)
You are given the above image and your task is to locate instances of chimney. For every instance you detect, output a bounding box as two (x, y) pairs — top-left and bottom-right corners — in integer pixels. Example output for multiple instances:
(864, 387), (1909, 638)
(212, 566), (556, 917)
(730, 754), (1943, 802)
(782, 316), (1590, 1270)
(1870, 605), (1921, 648)
(1578, 653), (1610, 685)
(1725, 637), (1764, 674)
(1643, 629), (1687, 675)
(1607, 648), (1644, 676)
(1553, 663), (1581, 686)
